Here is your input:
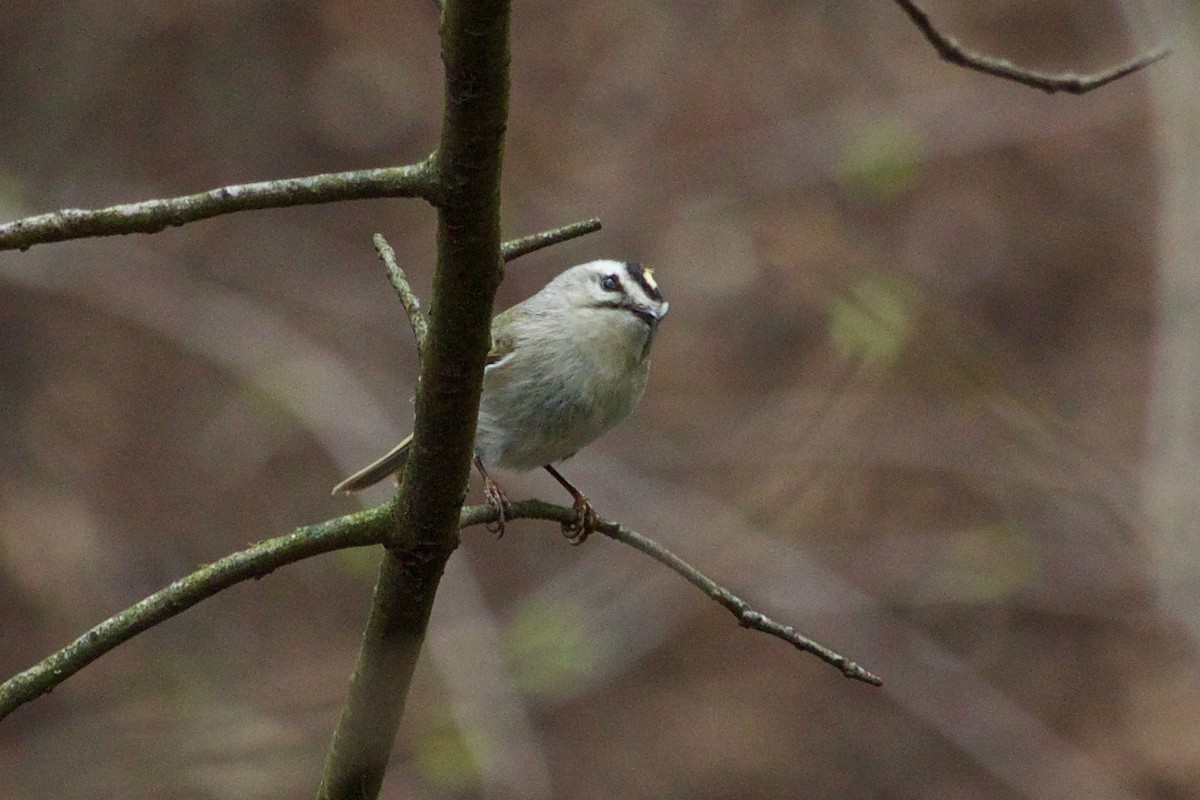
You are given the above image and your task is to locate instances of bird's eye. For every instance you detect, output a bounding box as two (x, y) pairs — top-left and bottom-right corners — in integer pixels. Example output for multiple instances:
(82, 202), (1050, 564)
(601, 274), (621, 292)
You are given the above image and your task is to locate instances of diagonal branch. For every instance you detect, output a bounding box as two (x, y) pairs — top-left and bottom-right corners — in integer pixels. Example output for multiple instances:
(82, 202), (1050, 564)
(0, 504), (397, 721)
(374, 233), (430, 357)
(501, 217), (602, 262)
(893, 0), (1170, 94)
(0, 154), (438, 252)
(508, 500), (883, 686)
(0, 499), (518, 723)
(613, 526), (881, 684)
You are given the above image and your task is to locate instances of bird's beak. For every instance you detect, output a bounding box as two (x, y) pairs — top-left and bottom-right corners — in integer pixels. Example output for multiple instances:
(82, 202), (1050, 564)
(631, 301), (668, 329)
(644, 302), (668, 334)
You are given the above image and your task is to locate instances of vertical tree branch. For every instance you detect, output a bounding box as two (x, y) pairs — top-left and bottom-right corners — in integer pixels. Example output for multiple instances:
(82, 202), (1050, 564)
(316, 550), (447, 800)
(316, 0), (511, 798)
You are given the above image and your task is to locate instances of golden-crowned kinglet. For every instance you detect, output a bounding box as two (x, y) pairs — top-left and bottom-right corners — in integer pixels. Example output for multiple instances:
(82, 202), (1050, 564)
(333, 259), (668, 542)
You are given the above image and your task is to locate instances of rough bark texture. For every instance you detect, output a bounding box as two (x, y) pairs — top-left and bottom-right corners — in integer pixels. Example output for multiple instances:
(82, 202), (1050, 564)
(316, 1), (511, 798)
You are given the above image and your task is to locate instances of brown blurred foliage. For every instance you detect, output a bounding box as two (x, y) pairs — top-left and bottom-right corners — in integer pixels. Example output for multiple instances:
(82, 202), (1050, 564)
(2, 1), (1198, 798)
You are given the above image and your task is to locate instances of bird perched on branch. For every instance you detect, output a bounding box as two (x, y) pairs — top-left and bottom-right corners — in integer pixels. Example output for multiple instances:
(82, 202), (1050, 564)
(333, 259), (668, 543)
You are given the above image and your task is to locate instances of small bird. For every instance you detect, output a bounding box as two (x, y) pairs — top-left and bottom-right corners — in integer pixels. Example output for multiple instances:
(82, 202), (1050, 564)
(333, 259), (668, 543)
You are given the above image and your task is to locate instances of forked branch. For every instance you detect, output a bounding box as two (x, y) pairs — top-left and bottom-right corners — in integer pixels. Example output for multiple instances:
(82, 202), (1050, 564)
(0, 497), (878, 723)
(373, 217), (603, 358)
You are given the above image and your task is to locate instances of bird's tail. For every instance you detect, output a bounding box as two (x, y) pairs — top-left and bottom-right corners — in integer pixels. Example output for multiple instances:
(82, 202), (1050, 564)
(331, 433), (413, 494)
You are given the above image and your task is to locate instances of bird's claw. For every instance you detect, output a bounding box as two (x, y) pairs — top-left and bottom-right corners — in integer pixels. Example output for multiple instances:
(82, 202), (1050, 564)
(562, 495), (598, 545)
(484, 478), (511, 538)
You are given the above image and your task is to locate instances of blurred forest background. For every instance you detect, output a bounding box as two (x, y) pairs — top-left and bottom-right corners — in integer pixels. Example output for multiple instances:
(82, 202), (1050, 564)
(2, 0), (1199, 798)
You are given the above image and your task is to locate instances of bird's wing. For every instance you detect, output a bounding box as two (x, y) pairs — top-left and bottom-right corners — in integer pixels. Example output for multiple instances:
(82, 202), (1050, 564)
(485, 306), (519, 370)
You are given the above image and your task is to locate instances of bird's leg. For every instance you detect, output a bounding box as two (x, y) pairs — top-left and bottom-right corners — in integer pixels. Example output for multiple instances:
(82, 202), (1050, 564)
(475, 456), (510, 537)
(543, 464), (598, 545)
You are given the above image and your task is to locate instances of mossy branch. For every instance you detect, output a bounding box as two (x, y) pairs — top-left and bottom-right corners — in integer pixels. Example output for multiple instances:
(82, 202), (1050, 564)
(315, 0), (513, 797)
(0, 498), (878, 724)
(0, 505), (396, 721)
(0, 156), (438, 252)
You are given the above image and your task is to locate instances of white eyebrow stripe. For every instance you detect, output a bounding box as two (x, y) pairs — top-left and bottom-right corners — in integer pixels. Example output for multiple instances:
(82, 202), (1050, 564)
(622, 261), (663, 302)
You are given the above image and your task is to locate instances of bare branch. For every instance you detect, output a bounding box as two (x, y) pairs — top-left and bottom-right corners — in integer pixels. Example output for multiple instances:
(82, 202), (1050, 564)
(893, 0), (1170, 94)
(0, 155), (438, 252)
(0, 505), (396, 721)
(501, 217), (602, 262)
(373, 233), (430, 356)
(482, 500), (883, 686)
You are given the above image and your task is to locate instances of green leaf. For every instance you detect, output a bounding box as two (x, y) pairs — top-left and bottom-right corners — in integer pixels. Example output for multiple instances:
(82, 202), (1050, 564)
(827, 274), (920, 366)
(501, 598), (598, 699)
(838, 119), (923, 202)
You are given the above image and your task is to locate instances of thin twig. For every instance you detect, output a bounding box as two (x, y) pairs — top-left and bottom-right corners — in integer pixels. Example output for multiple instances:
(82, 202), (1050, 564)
(0, 154), (439, 252)
(484, 500), (883, 686)
(501, 217), (602, 262)
(372, 217), (602, 359)
(373, 233), (429, 356)
(893, 0), (1169, 94)
(608, 523), (882, 685)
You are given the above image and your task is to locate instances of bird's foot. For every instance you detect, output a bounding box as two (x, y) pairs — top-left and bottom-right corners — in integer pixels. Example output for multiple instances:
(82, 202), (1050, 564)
(562, 494), (599, 546)
(484, 477), (511, 538)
